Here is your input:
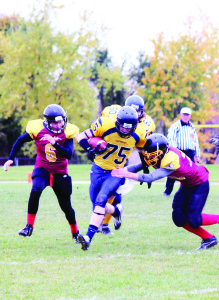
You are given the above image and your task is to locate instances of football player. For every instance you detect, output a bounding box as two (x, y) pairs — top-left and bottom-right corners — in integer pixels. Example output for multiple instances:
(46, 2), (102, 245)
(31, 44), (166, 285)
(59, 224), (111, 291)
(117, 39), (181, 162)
(98, 104), (123, 235)
(76, 106), (147, 250)
(125, 94), (156, 188)
(99, 99), (156, 235)
(125, 95), (155, 136)
(112, 133), (219, 250)
(3, 104), (80, 245)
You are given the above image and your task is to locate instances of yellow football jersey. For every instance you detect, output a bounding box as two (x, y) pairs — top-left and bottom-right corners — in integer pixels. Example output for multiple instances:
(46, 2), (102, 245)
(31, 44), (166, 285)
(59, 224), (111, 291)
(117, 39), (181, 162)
(101, 105), (122, 120)
(139, 115), (155, 137)
(91, 117), (147, 170)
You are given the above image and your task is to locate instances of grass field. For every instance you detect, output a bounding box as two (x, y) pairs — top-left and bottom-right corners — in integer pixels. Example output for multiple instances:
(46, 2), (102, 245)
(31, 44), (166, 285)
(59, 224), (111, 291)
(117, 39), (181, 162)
(1, 166), (219, 299)
(1, 163), (219, 182)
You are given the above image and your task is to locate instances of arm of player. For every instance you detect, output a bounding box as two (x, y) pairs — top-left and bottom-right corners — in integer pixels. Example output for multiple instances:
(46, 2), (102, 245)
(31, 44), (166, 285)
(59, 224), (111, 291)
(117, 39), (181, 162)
(76, 129), (93, 152)
(112, 166), (174, 183)
(53, 139), (73, 160)
(42, 134), (74, 160)
(3, 133), (33, 171)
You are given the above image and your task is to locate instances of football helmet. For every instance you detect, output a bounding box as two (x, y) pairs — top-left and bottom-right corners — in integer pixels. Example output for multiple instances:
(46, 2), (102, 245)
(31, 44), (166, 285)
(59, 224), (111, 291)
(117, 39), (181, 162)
(125, 95), (144, 119)
(43, 104), (67, 134)
(142, 133), (169, 166)
(115, 106), (138, 138)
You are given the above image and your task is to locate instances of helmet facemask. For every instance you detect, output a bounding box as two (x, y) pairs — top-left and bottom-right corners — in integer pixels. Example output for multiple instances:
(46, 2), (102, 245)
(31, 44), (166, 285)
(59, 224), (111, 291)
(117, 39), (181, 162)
(115, 106), (138, 139)
(115, 120), (137, 138)
(142, 148), (165, 166)
(44, 116), (67, 134)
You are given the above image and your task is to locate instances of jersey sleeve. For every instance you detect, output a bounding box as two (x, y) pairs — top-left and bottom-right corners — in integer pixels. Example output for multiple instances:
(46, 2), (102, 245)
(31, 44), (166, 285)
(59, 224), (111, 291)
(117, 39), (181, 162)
(134, 125), (147, 148)
(160, 151), (180, 170)
(91, 117), (113, 137)
(65, 123), (79, 139)
(139, 115), (156, 137)
(26, 119), (44, 139)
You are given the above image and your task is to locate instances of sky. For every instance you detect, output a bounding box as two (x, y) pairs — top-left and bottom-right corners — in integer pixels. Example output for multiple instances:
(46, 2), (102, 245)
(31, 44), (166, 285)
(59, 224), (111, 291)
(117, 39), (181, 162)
(1, 0), (219, 69)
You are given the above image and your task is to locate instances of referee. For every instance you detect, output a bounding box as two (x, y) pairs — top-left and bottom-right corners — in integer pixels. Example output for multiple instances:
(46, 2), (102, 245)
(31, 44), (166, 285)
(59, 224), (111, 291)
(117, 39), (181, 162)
(164, 107), (201, 196)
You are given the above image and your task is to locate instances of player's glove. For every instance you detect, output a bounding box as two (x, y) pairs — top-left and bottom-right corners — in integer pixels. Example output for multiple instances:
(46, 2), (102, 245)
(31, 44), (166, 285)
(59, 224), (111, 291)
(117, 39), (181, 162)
(87, 145), (107, 161)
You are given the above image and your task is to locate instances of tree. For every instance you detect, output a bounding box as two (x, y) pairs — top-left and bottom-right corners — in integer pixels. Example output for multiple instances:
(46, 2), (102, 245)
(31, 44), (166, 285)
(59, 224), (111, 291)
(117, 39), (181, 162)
(136, 18), (219, 162)
(90, 49), (127, 113)
(0, 2), (102, 156)
(0, 15), (25, 157)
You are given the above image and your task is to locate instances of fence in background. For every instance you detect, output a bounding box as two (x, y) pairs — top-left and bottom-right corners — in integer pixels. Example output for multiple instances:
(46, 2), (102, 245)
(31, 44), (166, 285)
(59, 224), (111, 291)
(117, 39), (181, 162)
(0, 150), (90, 166)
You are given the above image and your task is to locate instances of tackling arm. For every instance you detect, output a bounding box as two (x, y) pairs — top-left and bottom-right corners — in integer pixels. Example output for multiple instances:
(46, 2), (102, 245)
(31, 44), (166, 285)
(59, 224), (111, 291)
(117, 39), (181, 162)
(112, 166), (174, 183)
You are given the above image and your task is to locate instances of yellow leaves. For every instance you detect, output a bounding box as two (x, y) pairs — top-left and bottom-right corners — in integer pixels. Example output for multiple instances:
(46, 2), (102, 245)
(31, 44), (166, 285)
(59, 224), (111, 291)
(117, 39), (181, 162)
(151, 84), (156, 94)
(161, 86), (168, 92)
(141, 78), (147, 85)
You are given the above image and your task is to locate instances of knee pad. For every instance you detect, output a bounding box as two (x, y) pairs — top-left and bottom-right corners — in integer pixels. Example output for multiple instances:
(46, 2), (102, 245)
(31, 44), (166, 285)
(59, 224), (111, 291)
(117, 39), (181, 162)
(186, 213), (202, 229)
(95, 194), (108, 207)
(172, 208), (186, 227)
(53, 174), (72, 196)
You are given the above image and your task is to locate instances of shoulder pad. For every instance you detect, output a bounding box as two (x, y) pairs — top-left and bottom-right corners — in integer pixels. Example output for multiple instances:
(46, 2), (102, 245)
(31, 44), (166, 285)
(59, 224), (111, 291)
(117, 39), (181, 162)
(26, 119), (44, 138)
(65, 123), (79, 139)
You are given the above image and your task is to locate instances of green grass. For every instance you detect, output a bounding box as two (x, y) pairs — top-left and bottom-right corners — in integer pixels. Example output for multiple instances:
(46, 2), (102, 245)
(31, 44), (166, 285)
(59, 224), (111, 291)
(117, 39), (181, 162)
(1, 163), (219, 182)
(1, 168), (219, 299)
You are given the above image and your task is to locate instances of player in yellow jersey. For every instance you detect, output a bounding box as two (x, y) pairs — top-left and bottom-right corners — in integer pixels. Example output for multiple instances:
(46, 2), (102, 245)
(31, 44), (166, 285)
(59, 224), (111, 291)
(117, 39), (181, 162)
(125, 95), (155, 138)
(97, 104), (123, 235)
(101, 104), (122, 119)
(125, 95), (156, 188)
(76, 106), (147, 250)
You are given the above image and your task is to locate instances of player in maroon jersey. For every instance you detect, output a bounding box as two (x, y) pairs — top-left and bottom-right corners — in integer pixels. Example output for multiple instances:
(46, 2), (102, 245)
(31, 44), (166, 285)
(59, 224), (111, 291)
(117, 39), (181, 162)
(112, 133), (219, 250)
(3, 104), (80, 244)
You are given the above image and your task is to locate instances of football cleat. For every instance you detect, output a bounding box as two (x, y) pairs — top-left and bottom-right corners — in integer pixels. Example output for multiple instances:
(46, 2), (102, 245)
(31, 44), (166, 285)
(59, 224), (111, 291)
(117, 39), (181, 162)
(101, 224), (114, 236)
(113, 204), (123, 230)
(77, 234), (90, 251)
(198, 236), (218, 250)
(19, 224), (33, 237)
(72, 231), (80, 244)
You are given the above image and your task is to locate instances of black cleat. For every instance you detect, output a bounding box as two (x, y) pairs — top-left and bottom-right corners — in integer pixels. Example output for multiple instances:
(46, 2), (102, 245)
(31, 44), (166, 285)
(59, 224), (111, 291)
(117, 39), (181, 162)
(163, 188), (171, 197)
(19, 224), (33, 237)
(72, 231), (80, 244)
(77, 233), (90, 251)
(198, 235), (218, 249)
(101, 224), (114, 235)
(113, 204), (123, 230)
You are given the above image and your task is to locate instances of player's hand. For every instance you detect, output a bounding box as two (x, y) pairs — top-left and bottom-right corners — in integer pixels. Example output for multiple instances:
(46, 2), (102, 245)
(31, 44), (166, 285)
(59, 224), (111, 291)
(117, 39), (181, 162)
(3, 160), (13, 171)
(43, 134), (56, 145)
(89, 145), (106, 155)
(111, 166), (128, 178)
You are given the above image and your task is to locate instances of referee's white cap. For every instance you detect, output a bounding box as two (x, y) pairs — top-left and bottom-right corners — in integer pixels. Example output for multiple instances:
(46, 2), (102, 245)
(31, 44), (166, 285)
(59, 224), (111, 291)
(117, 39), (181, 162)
(180, 107), (192, 115)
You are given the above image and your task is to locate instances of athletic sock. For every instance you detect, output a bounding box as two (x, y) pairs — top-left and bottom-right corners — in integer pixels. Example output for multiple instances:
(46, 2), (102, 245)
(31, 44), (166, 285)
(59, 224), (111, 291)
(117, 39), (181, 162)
(69, 222), (78, 234)
(86, 224), (98, 241)
(103, 215), (112, 225)
(183, 223), (213, 240)
(27, 213), (36, 227)
(201, 213), (219, 225)
(112, 206), (119, 218)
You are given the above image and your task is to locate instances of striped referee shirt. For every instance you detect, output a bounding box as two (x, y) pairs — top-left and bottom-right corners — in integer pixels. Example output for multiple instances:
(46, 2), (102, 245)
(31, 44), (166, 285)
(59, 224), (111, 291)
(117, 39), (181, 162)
(167, 119), (200, 157)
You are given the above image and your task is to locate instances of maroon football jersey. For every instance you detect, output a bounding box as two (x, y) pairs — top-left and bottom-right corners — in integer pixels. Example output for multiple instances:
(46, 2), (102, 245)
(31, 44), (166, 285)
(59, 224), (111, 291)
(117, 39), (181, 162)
(26, 119), (79, 174)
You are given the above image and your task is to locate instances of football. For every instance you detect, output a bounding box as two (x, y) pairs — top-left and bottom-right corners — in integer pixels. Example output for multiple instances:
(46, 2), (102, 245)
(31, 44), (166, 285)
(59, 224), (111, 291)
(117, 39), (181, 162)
(88, 137), (107, 150)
